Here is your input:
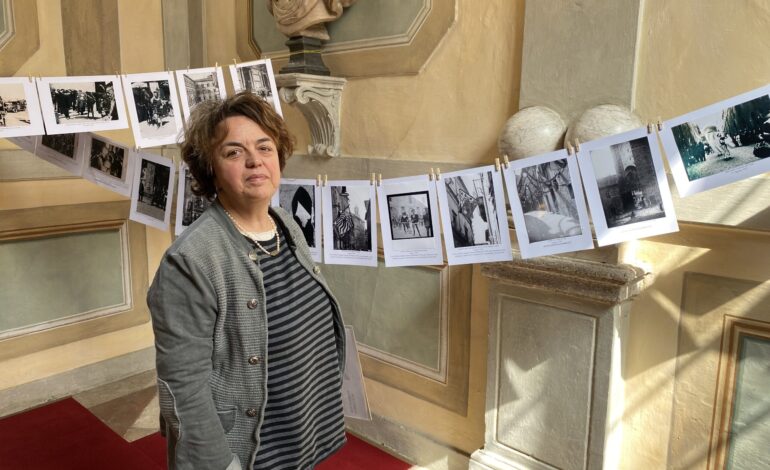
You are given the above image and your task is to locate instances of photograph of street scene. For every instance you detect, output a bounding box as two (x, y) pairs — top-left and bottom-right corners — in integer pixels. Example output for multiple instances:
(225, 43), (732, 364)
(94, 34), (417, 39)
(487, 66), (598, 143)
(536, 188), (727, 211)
(331, 185), (372, 252)
(671, 94), (770, 181)
(386, 191), (433, 240)
(0, 84), (31, 129)
(136, 159), (171, 221)
(514, 159), (582, 242)
(130, 80), (177, 140)
(590, 137), (666, 229)
(444, 171), (502, 248)
(89, 137), (126, 180)
(47, 81), (119, 124)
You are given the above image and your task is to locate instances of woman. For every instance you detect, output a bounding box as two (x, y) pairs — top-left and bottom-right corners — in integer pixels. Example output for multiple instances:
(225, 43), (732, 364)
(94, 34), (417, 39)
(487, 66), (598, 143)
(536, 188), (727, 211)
(148, 91), (346, 470)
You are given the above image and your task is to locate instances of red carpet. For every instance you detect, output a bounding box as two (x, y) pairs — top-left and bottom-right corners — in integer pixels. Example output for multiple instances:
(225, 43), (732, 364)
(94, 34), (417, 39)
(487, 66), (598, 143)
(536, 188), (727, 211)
(0, 398), (162, 470)
(1, 399), (411, 469)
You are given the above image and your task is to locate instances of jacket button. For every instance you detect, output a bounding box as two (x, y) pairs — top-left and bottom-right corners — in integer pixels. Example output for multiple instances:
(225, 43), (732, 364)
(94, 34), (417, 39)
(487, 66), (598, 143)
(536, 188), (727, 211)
(246, 408), (258, 417)
(247, 299), (258, 309)
(313, 266), (321, 274)
(248, 251), (258, 261)
(248, 355), (260, 365)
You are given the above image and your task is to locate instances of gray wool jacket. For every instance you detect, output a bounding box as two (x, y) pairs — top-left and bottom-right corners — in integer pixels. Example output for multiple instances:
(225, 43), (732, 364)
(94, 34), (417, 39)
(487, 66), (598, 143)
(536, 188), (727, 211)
(147, 200), (345, 470)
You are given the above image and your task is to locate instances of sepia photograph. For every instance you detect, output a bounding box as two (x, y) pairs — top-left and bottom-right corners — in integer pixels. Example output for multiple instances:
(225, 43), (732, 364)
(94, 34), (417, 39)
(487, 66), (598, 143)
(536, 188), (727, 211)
(0, 78), (46, 138)
(578, 127), (678, 246)
(272, 179), (322, 262)
(175, 164), (212, 235)
(504, 149), (593, 259)
(123, 72), (184, 147)
(175, 66), (227, 120)
(435, 165), (512, 265)
(659, 84), (770, 196)
(80, 133), (134, 197)
(129, 152), (175, 230)
(322, 180), (378, 267)
(376, 175), (444, 267)
(36, 75), (128, 134)
(229, 59), (282, 116)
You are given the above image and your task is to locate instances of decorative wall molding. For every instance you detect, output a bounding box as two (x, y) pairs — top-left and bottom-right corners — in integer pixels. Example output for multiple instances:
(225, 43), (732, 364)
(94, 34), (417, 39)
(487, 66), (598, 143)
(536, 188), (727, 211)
(0, 0), (39, 76)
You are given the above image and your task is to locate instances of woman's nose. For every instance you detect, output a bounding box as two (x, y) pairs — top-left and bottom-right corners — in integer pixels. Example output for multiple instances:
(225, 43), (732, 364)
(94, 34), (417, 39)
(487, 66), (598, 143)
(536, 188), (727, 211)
(244, 152), (261, 167)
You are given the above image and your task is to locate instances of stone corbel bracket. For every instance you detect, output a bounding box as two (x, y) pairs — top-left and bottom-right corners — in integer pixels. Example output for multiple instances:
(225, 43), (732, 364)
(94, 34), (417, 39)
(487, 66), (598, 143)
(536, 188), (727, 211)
(276, 73), (347, 158)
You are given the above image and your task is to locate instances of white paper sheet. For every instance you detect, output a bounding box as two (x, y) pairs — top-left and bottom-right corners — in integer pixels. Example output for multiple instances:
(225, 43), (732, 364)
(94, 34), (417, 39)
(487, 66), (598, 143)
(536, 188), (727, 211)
(174, 163), (213, 235)
(376, 174), (444, 267)
(0, 77), (46, 138)
(174, 66), (228, 121)
(435, 165), (513, 265)
(659, 83), (770, 197)
(228, 59), (283, 116)
(121, 72), (185, 148)
(12, 133), (84, 176)
(129, 151), (176, 231)
(578, 127), (678, 246)
(36, 75), (129, 135)
(322, 180), (378, 267)
(341, 325), (371, 421)
(79, 133), (135, 197)
(271, 178), (323, 263)
(503, 149), (594, 259)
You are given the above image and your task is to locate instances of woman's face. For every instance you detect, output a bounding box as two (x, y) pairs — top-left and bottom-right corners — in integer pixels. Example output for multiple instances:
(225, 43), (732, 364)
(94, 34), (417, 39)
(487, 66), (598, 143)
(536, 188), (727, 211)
(212, 115), (281, 208)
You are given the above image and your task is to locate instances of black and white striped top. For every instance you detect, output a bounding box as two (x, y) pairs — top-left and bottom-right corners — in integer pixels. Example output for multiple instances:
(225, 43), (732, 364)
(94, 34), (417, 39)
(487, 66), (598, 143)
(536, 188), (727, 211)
(251, 227), (346, 469)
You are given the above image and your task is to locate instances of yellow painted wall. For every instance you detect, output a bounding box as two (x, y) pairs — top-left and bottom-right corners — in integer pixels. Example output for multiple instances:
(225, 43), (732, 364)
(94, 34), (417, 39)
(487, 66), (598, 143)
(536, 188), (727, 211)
(0, 0), (169, 393)
(623, 1), (770, 468)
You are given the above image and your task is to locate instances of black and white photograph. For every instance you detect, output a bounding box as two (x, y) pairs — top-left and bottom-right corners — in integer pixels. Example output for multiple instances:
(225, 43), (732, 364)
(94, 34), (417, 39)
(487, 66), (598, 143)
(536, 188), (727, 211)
(435, 165), (512, 265)
(578, 127), (678, 246)
(175, 66), (227, 120)
(659, 84), (770, 197)
(122, 72), (184, 148)
(175, 164), (213, 235)
(36, 75), (128, 135)
(322, 180), (378, 267)
(229, 59), (282, 116)
(0, 77), (46, 138)
(129, 152), (175, 230)
(503, 149), (593, 259)
(272, 178), (322, 262)
(35, 133), (84, 175)
(79, 133), (134, 197)
(376, 175), (443, 267)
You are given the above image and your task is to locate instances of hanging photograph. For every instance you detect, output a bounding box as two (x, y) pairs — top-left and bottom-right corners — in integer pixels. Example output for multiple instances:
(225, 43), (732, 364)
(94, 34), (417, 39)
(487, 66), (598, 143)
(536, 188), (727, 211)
(659, 84), (770, 197)
(578, 127), (678, 246)
(0, 77), (46, 138)
(122, 72), (184, 148)
(503, 149), (594, 259)
(175, 66), (227, 120)
(376, 175), (443, 267)
(228, 59), (282, 116)
(175, 163), (213, 235)
(322, 180), (377, 267)
(30, 133), (84, 175)
(435, 165), (513, 265)
(78, 133), (135, 197)
(271, 178), (322, 262)
(36, 75), (128, 135)
(129, 151), (175, 231)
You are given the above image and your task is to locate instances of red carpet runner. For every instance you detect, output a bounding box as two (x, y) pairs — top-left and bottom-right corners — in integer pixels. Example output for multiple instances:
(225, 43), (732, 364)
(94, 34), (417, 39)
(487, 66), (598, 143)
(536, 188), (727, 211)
(1, 398), (412, 469)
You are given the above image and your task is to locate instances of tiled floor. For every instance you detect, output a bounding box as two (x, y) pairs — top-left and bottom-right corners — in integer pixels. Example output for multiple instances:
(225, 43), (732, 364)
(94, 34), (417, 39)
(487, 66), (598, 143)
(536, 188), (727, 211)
(73, 370), (160, 442)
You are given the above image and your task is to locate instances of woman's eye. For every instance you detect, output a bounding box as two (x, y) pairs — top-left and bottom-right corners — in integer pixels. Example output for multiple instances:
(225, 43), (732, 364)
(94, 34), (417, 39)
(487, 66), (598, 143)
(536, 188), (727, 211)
(225, 149), (240, 158)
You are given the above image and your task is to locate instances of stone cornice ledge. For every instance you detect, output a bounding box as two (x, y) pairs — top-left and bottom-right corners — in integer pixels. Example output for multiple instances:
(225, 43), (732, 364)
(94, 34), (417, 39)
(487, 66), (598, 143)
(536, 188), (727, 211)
(481, 252), (647, 305)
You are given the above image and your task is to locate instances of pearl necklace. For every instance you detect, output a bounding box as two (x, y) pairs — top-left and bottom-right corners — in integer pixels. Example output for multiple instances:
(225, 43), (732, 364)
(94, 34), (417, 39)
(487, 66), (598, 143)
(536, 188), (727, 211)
(223, 208), (281, 256)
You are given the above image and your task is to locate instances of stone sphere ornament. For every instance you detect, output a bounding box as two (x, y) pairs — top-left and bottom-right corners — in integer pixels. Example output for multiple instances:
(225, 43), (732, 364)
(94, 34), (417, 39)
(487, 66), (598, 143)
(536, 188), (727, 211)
(498, 106), (566, 160)
(565, 104), (644, 144)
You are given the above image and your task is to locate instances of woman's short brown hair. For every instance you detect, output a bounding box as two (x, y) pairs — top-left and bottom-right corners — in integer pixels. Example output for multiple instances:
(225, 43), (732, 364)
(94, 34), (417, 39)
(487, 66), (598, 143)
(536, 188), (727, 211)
(180, 91), (294, 198)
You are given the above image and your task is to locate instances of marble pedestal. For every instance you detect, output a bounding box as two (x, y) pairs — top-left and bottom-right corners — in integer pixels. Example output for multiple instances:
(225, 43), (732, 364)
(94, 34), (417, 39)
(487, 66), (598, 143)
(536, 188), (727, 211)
(470, 253), (645, 470)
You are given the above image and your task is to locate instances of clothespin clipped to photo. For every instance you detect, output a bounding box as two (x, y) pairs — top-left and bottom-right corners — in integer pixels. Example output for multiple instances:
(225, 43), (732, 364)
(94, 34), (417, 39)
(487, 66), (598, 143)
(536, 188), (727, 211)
(494, 157), (501, 172)
(566, 142), (575, 156)
(656, 117), (664, 132)
(214, 62), (218, 70)
(573, 138), (581, 153)
(503, 154), (510, 170)
(435, 168), (442, 180)
(377, 173), (382, 187)
(233, 58), (238, 67)
(370, 172), (376, 186)
(187, 64), (191, 73)
(323, 174), (328, 187)
(28, 73), (33, 83)
(316, 174), (322, 187)
(646, 121), (655, 134)
(429, 168), (435, 181)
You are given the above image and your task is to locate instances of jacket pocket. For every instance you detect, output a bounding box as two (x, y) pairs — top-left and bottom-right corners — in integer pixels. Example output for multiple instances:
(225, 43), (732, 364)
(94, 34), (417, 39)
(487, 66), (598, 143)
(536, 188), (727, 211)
(217, 407), (237, 433)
